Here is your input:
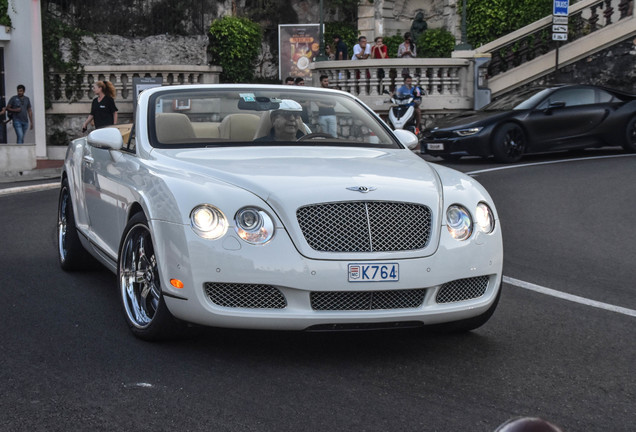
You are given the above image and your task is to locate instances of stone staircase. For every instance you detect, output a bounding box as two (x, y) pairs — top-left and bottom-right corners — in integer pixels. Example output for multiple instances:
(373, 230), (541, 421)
(475, 0), (635, 97)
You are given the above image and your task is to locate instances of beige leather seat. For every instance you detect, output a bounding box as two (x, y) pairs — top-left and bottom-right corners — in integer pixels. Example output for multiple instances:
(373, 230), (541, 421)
(218, 113), (261, 140)
(155, 113), (195, 143)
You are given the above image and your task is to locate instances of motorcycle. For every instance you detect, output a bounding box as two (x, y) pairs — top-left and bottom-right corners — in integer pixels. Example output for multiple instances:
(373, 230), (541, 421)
(387, 88), (423, 137)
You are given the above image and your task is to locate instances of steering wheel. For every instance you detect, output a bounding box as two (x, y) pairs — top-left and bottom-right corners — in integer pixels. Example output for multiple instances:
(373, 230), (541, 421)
(297, 132), (334, 141)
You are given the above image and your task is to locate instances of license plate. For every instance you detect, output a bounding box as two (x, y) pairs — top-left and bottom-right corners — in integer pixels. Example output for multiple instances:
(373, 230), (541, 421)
(427, 143), (444, 151)
(348, 263), (399, 282)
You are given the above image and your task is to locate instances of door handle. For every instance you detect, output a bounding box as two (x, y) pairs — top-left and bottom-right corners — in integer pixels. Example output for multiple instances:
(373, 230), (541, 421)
(83, 155), (94, 164)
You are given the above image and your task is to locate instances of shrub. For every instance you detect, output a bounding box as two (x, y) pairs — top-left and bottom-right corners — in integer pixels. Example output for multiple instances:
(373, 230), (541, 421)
(465, 0), (552, 47)
(383, 33), (404, 58)
(417, 28), (456, 58)
(209, 16), (262, 83)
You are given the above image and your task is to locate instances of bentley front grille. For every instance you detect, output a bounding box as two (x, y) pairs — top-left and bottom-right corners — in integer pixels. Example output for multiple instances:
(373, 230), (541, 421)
(297, 201), (432, 252)
(204, 283), (287, 309)
(435, 276), (489, 303)
(311, 289), (427, 311)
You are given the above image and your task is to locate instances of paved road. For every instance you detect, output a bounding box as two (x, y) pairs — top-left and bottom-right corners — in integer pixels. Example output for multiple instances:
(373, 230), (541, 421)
(1, 149), (634, 431)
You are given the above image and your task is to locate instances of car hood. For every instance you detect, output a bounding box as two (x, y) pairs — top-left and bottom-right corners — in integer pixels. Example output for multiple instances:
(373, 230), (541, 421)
(152, 146), (445, 259)
(154, 146), (442, 208)
(431, 110), (510, 130)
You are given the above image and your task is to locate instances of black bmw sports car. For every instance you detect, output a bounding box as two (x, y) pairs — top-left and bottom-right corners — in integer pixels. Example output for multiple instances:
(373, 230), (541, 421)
(422, 84), (636, 163)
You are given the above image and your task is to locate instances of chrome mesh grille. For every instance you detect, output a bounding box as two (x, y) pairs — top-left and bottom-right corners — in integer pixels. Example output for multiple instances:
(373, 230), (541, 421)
(436, 276), (489, 303)
(311, 289), (426, 311)
(204, 283), (287, 309)
(297, 201), (432, 252)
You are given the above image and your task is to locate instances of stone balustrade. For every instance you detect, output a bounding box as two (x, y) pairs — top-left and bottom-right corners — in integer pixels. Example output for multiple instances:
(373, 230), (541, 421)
(310, 57), (475, 115)
(48, 65), (222, 120)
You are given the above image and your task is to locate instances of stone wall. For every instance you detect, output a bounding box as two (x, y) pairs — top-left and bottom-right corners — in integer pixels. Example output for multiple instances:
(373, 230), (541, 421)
(62, 34), (210, 66)
(527, 36), (636, 94)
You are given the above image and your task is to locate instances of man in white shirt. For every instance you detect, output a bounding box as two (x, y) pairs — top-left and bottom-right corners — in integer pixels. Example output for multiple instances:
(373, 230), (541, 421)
(351, 36), (371, 60)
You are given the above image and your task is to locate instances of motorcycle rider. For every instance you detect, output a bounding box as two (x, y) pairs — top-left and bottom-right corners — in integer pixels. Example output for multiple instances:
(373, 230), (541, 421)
(394, 75), (422, 132)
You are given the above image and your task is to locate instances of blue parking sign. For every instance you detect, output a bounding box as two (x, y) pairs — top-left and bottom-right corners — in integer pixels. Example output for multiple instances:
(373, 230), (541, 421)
(553, 0), (569, 16)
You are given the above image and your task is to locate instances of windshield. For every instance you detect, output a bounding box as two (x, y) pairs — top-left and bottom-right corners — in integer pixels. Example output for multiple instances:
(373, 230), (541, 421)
(483, 87), (552, 111)
(148, 87), (400, 149)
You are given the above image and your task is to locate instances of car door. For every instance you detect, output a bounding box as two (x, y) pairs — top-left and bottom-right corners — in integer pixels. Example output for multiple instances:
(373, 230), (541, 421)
(81, 143), (126, 260)
(524, 87), (611, 151)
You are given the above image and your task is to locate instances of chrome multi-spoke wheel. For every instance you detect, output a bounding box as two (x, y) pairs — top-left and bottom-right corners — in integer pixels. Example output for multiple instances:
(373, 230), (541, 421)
(492, 123), (525, 163)
(119, 213), (175, 340)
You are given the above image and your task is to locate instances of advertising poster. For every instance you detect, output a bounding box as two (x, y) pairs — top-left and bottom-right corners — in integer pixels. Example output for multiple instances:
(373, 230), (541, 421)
(278, 24), (322, 81)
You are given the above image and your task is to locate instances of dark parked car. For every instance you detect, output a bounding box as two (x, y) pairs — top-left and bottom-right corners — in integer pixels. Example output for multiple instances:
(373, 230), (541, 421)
(422, 84), (636, 162)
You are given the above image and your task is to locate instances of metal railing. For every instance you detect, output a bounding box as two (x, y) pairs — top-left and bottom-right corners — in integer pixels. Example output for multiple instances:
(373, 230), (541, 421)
(476, 0), (634, 79)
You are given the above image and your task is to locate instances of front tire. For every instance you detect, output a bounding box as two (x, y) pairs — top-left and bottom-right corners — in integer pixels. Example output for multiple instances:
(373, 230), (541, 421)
(57, 178), (90, 271)
(118, 213), (178, 341)
(623, 116), (636, 152)
(492, 123), (525, 163)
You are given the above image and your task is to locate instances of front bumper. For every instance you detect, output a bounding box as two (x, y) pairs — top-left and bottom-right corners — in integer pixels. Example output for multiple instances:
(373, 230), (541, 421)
(151, 219), (503, 331)
(421, 134), (491, 158)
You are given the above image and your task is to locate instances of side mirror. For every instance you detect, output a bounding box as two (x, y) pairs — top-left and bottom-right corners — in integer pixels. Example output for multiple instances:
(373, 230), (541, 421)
(87, 127), (124, 150)
(393, 129), (419, 150)
(544, 101), (566, 113)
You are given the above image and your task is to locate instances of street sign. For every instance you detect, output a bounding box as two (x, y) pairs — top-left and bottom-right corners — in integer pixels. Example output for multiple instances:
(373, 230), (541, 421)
(552, 25), (568, 33)
(553, 16), (568, 24)
(553, 0), (569, 16)
(552, 33), (568, 41)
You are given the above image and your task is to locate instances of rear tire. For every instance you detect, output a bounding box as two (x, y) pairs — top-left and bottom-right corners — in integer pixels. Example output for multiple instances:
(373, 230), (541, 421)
(492, 123), (525, 163)
(623, 116), (636, 152)
(118, 212), (180, 341)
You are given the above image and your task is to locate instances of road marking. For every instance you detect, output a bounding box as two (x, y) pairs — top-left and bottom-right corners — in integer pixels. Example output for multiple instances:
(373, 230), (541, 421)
(466, 153), (636, 176)
(504, 276), (636, 318)
(0, 182), (59, 197)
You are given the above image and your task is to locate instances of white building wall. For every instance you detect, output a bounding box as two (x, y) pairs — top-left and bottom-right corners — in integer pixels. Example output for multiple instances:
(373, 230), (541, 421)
(3, 0), (47, 158)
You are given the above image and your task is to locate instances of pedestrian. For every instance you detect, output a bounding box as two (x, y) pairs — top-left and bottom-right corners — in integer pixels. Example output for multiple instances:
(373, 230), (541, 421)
(351, 36), (371, 60)
(397, 32), (417, 59)
(317, 75), (337, 137)
(333, 35), (348, 60)
(294, 77), (305, 86)
(82, 80), (118, 133)
(398, 32), (417, 78)
(6, 84), (33, 144)
(284, 76), (295, 85)
(371, 36), (388, 59)
(395, 74), (422, 131)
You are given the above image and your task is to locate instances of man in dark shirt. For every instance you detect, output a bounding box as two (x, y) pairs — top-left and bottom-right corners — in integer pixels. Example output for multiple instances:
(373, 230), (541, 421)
(333, 35), (348, 60)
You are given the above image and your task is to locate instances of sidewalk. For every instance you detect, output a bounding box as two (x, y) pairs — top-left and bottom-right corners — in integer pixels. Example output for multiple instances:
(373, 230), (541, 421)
(0, 159), (64, 184)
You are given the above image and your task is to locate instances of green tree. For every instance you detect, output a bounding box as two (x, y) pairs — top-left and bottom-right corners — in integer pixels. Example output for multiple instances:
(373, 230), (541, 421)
(0, 0), (11, 27)
(209, 16), (262, 83)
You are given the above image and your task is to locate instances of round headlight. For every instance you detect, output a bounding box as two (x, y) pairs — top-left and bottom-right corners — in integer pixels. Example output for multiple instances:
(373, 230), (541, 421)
(234, 207), (275, 245)
(190, 205), (228, 239)
(446, 205), (472, 241)
(475, 202), (495, 233)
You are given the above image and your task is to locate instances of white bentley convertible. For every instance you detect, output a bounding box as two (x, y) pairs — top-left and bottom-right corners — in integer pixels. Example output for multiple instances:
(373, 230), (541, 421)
(57, 84), (503, 340)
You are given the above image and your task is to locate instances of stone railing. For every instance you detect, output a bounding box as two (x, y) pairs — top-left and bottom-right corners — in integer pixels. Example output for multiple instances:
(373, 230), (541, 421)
(310, 57), (475, 115)
(476, 0), (634, 87)
(48, 65), (222, 120)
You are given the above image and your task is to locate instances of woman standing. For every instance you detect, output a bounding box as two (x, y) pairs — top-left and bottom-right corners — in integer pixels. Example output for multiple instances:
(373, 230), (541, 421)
(371, 36), (388, 59)
(82, 81), (118, 132)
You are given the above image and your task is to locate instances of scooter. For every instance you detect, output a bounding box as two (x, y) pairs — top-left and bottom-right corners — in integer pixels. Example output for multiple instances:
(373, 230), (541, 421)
(387, 91), (422, 137)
